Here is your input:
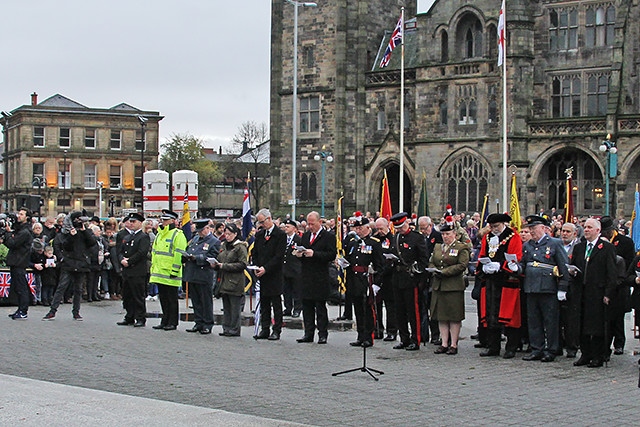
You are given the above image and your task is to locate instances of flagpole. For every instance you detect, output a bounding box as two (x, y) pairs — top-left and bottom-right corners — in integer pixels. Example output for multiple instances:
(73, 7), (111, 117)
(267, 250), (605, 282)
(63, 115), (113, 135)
(399, 7), (405, 213)
(501, 0), (508, 212)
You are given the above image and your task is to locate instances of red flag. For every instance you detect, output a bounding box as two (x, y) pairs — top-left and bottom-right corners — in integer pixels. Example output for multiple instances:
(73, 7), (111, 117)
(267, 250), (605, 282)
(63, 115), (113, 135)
(564, 173), (574, 224)
(380, 170), (394, 232)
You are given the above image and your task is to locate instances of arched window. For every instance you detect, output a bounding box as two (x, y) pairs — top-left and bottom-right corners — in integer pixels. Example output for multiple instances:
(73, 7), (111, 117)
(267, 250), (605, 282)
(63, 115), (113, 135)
(377, 110), (386, 131)
(445, 154), (488, 212)
(308, 173), (317, 201)
(465, 28), (474, 58)
(441, 30), (449, 62)
(439, 99), (448, 125)
(457, 13), (483, 60)
(300, 173), (309, 201)
(487, 24), (497, 60)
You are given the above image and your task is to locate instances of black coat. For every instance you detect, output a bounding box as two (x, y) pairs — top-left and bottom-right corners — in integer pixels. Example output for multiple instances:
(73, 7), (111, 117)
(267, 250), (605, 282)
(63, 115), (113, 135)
(282, 233), (302, 279)
(570, 237), (617, 336)
(57, 228), (97, 273)
(5, 221), (33, 268)
(183, 232), (220, 285)
(120, 230), (151, 277)
(251, 226), (287, 297)
(299, 228), (337, 301)
(611, 232), (635, 312)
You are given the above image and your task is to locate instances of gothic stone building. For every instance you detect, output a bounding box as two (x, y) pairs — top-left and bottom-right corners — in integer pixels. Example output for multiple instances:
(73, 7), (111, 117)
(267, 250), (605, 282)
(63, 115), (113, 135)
(0, 93), (161, 217)
(270, 0), (640, 220)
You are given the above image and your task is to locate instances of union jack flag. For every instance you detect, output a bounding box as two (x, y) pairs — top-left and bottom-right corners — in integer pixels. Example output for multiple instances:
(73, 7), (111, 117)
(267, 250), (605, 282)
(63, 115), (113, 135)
(0, 272), (10, 298)
(380, 14), (403, 68)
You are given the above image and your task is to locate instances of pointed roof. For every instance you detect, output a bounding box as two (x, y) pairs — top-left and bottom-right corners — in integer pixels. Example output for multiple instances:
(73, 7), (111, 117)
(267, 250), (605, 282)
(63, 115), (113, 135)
(110, 103), (140, 111)
(38, 94), (87, 109)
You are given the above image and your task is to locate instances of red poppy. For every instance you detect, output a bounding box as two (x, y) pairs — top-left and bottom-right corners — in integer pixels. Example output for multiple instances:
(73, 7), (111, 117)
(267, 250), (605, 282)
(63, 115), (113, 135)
(597, 243), (603, 249)
(614, 241), (619, 246)
(403, 243), (409, 248)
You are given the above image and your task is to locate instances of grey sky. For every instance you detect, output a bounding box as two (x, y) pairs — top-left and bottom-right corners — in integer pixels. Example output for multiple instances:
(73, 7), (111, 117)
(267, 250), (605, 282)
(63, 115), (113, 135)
(3, 0), (271, 152)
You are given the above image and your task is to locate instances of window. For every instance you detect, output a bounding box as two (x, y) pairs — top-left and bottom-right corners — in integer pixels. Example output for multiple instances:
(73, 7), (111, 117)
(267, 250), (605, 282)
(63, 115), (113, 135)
(551, 75), (581, 118)
(85, 129), (96, 149)
(33, 127), (45, 147)
(57, 198), (71, 208)
(587, 74), (609, 116)
(549, 8), (577, 51)
(459, 17), (482, 60)
(59, 127), (70, 148)
(58, 162), (70, 189)
(377, 110), (386, 131)
(586, 5), (615, 47)
(299, 172), (317, 201)
(135, 129), (145, 151)
(32, 163), (45, 187)
(84, 164), (97, 189)
(109, 165), (121, 189)
(82, 198), (97, 207)
(110, 130), (121, 150)
(135, 165), (143, 189)
(299, 96), (320, 133)
(440, 30), (448, 62)
(445, 154), (489, 212)
(488, 84), (498, 124)
(303, 45), (314, 68)
(457, 85), (477, 125)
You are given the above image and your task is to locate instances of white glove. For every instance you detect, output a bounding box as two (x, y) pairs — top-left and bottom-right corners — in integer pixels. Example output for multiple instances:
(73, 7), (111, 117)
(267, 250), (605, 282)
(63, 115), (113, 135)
(557, 290), (567, 301)
(507, 261), (519, 272)
(482, 262), (501, 274)
(371, 284), (381, 296)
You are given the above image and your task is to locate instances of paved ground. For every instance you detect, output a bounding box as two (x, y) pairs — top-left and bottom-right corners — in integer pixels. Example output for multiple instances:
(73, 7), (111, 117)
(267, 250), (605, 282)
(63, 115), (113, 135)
(1, 292), (639, 426)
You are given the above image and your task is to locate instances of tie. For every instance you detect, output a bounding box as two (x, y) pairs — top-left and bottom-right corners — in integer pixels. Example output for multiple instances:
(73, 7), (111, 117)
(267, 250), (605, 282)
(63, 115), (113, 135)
(265, 230), (270, 238)
(287, 236), (293, 246)
(586, 242), (594, 259)
(310, 232), (317, 245)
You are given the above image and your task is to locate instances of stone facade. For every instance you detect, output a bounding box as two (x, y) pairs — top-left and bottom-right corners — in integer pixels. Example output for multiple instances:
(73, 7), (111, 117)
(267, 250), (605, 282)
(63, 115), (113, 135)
(272, 0), (640, 220)
(0, 93), (161, 217)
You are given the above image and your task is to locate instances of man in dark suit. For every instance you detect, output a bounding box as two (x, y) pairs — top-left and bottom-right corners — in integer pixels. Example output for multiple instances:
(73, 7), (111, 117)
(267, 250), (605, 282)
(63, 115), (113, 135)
(117, 212), (151, 327)
(282, 219), (302, 317)
(295, 211), (337, 344)
(418, 216), (443, 345)
(252, 208), (287, 340)
(570, 218), (617, 367)
(599, 216), (635, 356)
(560, 221), (581, 357)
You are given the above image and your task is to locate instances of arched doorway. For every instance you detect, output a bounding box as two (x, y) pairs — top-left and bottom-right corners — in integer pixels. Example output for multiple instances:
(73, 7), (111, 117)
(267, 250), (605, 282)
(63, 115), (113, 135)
(379, 164), (412, 214)
(539, 148), (604, 216)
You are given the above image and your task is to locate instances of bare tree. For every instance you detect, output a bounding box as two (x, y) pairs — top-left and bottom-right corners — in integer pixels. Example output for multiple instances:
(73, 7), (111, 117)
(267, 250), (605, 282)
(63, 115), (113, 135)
(229, 121), (270, 209)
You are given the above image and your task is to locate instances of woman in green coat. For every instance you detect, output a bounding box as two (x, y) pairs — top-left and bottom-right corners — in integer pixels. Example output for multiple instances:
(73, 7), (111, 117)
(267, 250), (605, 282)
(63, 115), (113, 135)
(429, 224), (470, 355)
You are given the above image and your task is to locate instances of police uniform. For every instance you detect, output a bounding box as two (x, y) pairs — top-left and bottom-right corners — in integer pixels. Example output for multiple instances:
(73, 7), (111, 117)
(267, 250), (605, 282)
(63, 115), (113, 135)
(345, 215), (384, 347)
(390, 212), (429, 351)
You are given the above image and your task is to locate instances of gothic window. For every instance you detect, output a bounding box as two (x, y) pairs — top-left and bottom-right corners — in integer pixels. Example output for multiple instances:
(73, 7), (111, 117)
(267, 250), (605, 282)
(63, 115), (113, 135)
(465, 29), (473, 58)
(440, 30), (448, 63)
(445, 154), (488, 213)
(439, 100), (448, 126)
(300, 96), (320, 133)
(457, 85), (477, 125)
(300, 173), (308, 201)
(303, 45), (315, 68)
(457, 13), (482, 60)
(586, 5), (615, 47)
(587, 74), (609, 116)
(377, 110), (386, 131)
(551, 75), (581, 118)
(549, 8), (577, 51)
(299, 172), (317, 201)
(308, 173), (317, 201)
(488, 84), (498, 124)
(487, 24), (497, 60)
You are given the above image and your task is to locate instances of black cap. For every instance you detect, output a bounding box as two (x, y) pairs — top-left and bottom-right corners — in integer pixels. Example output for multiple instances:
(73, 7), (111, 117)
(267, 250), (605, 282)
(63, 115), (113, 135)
(439, 224), (455, 232)
(90, 216), (101, 223)
(390, 212), (409, 227)
(160, 209), (179, 220)
(127, 212), (145, 222)
(486, 213), (512, 224)
(599, 216), (614, 231)
(282, 219), (298, 227)
(194, 219), (210, 230)
(351, 211), (369, 226)
(524, 215), (549, 227)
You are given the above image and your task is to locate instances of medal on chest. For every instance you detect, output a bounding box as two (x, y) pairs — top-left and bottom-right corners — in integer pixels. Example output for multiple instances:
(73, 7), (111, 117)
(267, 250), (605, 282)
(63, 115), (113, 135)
(449, 248), (458, 257)
(488, 235), (499, 258)
(203, 243), (209, 251)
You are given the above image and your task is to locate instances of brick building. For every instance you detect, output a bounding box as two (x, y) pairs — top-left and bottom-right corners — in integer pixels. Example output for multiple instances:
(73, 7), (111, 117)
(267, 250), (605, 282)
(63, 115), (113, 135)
(0, 93), (162, 217)
(270, 0), (640, 220)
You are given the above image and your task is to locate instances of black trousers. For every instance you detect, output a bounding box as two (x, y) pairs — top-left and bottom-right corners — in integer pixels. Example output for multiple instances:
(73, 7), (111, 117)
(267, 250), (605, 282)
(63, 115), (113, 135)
(302, 298), (328, 339)
(282, 275), (302, 314)
(375, 282), (397, 335)
(10, 267), (30, 314)
(157, 283), (178, 327)
(393, 286), (420, 346)
(122, 274), (147, 323)
(190, 281), (214, 329)
(353, 294), (375, 342)
(580, 334), (605, 362)
(260, 294), (283, 333)
(607, 310), (627, 350)
(419, 288), (440, 343)
(486, 327), (520, 353)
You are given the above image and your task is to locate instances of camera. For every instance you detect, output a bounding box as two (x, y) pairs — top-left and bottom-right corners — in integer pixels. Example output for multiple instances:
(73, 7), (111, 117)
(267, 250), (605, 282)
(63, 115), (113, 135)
(0, 212), (17, 230)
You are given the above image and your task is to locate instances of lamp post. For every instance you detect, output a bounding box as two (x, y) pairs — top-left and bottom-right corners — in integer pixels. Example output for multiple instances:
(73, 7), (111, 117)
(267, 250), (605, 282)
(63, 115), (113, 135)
(97, 181), (104, 219)
(32, 176), (46, 219)
(286, 0), (317, 219)
(313, 148), (333, 218)
(1, 111), (12, 211)
(599, 134), (617, 216)
(137, 115), (147, 210)
(62, 149), (68, 213)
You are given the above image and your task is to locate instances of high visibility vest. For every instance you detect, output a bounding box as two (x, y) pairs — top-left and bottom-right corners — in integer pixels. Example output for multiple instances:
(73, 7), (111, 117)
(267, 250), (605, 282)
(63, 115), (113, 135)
(150, 225), (187, 287)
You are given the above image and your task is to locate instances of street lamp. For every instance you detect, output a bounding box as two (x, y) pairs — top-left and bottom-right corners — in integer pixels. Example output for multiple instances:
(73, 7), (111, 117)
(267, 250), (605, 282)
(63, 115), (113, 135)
(599, 133), (618, 216)
(1, 111), (12, 211)
(286, 0), (317, 219)
(313, 148), (333, 218)
(62, 149), (68, 213)
(32, 176), (47, 219)
(137, 115), (147, 210)
(97, 181), (104, 219)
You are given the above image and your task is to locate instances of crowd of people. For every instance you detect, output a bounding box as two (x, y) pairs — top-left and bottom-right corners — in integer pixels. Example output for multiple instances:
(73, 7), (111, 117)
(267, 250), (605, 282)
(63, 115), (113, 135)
(3, 204), (639, 367)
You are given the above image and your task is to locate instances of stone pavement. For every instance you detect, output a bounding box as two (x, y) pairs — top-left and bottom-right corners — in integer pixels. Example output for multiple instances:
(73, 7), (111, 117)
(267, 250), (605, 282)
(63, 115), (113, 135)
(1, 292), (639, 426)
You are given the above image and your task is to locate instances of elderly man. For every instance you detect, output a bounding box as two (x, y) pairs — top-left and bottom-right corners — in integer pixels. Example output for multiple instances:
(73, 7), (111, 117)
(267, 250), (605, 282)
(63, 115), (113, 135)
(559, 221), (580, 357)
(374, 217), (397, 341)
(517, 215), (569, 362)
(417, 216), (443, 345)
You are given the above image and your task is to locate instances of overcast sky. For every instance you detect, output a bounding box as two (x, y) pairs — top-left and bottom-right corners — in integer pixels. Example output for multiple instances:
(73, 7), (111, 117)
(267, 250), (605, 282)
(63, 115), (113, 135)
(4, 1), (435, 153)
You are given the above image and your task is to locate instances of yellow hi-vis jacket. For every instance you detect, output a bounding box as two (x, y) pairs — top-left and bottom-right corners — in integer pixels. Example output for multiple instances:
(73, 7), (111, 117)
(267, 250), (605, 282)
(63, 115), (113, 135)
(150, 224), (188, 287)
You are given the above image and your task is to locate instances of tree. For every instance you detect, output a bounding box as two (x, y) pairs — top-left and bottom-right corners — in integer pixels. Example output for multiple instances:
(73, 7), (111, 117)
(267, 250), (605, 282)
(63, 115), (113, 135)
(228, 121), (270, 209)
(159, 133), (222, 190)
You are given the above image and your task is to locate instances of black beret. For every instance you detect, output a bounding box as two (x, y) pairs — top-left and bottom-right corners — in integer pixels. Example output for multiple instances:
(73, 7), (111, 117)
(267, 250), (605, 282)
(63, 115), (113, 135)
(282, 219), (298, 227)
(439, 224), (455, 232)
(524, 215), (549, 227)
(486, 213), (512, 224)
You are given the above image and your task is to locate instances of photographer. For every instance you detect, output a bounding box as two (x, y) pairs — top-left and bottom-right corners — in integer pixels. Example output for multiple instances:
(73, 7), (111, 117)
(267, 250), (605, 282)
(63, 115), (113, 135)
(5, 207), (33, 320)
(43, 211), (96, 321)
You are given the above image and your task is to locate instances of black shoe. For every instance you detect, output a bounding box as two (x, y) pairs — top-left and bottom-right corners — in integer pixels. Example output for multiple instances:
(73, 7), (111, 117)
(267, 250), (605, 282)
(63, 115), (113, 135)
(405, 343), (420, 351)
(587, 359), (603, 368)
(383, 334), (396, 341)
(393, 343), (407, 350)
(474, 343), (488, 348)
(267, 332), (280, 340)
(541, 354), (555, 362)
(254, 330), (270, 340)
(199, 328), (212, 335)
(573, 357), (590, 366)
(470, 334), (479, 340)
(522, 352), (543, 361)
(297, 336), (314, 343)
(133, 321), (145, 327)
(434, 345), (449, 354)
(613, 348), (624, 355)
(361, 341), (372, 348)
(117, 320), (134, 326)
(185, 326), (201, 333)
(318, 336), (327, 344)
(163, 325), (177, 331)
(566, 350), (577, 358)
(292, 311), (301, 318)
(430, 338), (442, 345)
(480, 349), (500, 357)
(503, 350), (516, 359)
(350, 340), (363, 347)
(336, 316), (351, 321)
(152, 324), (166, 330)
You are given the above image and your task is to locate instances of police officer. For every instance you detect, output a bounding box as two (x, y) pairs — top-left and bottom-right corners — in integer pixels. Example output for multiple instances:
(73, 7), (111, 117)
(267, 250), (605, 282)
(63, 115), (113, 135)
(516, 215), (569, 362)
(389, 212), (428, 351)
(345, 212), (384, 348)
(183, 219), (220, 335)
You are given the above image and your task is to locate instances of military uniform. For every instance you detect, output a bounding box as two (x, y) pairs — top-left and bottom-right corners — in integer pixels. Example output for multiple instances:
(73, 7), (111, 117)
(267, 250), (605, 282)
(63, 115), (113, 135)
(374, 229), (397, 340)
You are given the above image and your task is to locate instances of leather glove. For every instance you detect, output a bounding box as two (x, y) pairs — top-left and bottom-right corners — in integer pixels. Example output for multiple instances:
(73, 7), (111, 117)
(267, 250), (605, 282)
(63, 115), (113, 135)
(371, 284), (381, 296)
(482, 262), (501, 274)
(507, 261), (519, 272)
(557, 290), (567, 301)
